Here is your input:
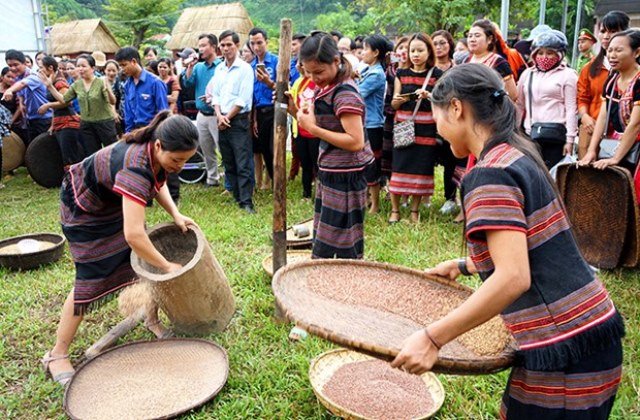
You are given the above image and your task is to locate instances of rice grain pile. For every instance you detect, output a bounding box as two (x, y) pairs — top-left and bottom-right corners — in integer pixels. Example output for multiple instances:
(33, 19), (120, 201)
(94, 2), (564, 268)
(306, 266), (510, 356)
(0, 240), (56, 255)
(322, 359), (434, 420)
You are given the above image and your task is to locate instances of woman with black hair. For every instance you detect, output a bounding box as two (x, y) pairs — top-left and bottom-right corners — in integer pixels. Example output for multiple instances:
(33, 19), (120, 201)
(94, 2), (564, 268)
(577, 11), (630, 158)
(294, 33), (374, 259)
(393, 63), (624, 419)
(41, 54), (118, 156)
(41, 111), (198, 386)
(359, 34), (392, 213)
(36, 56), (85, 166)
(158, 58), (180, 113)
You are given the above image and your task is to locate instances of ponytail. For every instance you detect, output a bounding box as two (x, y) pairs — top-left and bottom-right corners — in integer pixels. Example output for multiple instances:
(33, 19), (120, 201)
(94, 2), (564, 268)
(123, 110), (172, 144)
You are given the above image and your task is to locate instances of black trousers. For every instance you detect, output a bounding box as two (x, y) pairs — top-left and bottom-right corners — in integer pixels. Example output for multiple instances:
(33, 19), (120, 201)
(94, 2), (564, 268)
(81, 119), (118, 156)
(255, 107), (274, 179)
(437, 140), (465, 200)
(537, 141), (565, 169)
(295, 135), (320, 198)
(27, 118), (51, 145)
(219, 115), (254, 207)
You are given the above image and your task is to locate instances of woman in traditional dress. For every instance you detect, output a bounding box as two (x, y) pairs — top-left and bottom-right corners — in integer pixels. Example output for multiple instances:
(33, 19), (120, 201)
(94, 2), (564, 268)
(41, 111), (198, 386)
(388, 32), (443, 223)
(393, 63), (624, 419)
(295, 32), (374, 259)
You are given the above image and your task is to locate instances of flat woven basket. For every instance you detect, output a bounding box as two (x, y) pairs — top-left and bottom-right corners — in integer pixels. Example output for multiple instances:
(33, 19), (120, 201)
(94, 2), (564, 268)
(0, 233), (65, 270)
(309, 349), (445, 419)
(556, 164), (638, 268)
(273, 259), (516, 375)
(64, 339), (228, 420)
(270, 218), (315, 249)
(262, 250), (313, 277)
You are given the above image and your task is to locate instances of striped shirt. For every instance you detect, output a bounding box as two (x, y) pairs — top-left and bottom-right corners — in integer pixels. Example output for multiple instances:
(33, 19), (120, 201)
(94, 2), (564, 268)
(462, 143), (623, 370)
(314, 79), (374, 172)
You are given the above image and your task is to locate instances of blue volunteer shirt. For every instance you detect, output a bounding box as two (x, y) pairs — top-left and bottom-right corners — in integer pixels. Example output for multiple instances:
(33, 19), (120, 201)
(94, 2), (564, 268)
(289, 58), (300, 85)
(16, 70), (52, 120)
(183, 58), (222, 113)
(251, 52), (278, 108)
(123, 69), (169, 133)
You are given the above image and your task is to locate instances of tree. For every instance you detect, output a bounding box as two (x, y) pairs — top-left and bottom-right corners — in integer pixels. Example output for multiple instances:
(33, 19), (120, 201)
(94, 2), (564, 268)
(103, 0), (183, 49)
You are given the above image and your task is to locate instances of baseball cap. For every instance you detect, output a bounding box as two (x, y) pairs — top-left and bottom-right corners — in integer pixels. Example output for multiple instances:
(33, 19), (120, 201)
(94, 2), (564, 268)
(178, 48), (196, 59)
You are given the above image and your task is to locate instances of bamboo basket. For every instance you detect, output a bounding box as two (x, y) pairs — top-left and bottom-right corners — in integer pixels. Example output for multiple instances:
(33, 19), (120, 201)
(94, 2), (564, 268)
(261, 250), (313, 277)
(64, 339), (228, 420)
(0, 232), (65, 270)
(309, 349), (444, 419)
(556, 164), (639, 268)
(131, 223), (235, 335)
(273, 259), (517, 375)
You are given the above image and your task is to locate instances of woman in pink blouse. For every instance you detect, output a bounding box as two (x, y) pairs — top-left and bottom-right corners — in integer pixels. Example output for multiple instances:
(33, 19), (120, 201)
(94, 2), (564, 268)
(516, 30), (577, 168)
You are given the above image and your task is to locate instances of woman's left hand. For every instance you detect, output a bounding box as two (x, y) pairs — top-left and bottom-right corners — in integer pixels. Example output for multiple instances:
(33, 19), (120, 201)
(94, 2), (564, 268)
(592, 157), (619, 170)
(173, 213), (197, 233)
(37, 104), (49, 115)
(416, 89), (430, 100)
(563, 142), (573, 156)
(390, 328), (439, 375)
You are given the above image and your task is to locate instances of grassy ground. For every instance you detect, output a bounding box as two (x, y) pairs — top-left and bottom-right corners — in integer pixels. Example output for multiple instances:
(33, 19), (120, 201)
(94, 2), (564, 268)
(1, 164), (638, 419)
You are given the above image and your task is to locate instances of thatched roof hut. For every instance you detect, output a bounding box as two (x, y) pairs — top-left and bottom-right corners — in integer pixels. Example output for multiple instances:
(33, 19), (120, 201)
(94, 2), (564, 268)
(165, 2), (253, 51)
(49, 19), (120, 58)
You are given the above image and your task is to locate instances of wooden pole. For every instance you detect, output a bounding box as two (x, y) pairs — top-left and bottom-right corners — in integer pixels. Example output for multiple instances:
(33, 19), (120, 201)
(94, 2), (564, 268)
(272, 19), (292, 284)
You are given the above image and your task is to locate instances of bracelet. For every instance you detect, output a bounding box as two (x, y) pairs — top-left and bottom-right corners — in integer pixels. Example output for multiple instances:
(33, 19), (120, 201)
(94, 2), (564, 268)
(424, 327), (442, 350)
(457, 257), (471, 276)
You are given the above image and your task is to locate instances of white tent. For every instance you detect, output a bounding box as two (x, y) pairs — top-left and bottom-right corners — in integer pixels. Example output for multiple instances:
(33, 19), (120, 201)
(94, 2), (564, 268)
(0, 0), (46, 66)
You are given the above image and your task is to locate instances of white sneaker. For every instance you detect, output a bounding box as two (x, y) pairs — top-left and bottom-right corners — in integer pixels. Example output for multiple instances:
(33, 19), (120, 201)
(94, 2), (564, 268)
(440, 199), (458, 215)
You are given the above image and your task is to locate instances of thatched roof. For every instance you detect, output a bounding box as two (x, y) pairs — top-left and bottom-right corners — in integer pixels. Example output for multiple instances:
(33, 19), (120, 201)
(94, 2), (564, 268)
(165, 2), (253, 51)
(50, 19), (120, 56)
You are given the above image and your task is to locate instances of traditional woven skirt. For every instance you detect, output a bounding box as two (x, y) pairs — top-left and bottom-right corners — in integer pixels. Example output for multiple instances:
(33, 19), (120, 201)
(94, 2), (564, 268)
(313, 170), (367, 259)
(500, 339), (623, 419)
(60, 176), (137, 315)
(389, 142), (436, 196)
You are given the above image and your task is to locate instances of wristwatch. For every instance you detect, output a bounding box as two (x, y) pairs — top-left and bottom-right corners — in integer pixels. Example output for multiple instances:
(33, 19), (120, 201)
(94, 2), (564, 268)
(457, 258), (471, 276)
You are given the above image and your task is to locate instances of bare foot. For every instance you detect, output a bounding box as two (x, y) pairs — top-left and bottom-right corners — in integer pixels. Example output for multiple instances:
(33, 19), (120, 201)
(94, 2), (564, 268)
(388, 210), (400, 224)
(145, 320), (173, 339)
(410, 210), (420, 223)
(369, 206), (380, 214)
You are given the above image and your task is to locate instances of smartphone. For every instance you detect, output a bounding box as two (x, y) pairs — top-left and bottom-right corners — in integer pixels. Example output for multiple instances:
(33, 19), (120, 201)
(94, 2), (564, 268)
(256, 63), (266, 71)
(400, 92), (418, 101)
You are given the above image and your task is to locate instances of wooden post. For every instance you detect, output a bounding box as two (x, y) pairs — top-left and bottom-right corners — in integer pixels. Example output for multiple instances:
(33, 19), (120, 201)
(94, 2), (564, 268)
(272, 19), (292, 276)
(84, 310), (145, 360)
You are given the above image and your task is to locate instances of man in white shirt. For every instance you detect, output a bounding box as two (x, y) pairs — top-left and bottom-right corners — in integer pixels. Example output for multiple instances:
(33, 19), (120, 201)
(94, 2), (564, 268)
(208, 30), (256, 213)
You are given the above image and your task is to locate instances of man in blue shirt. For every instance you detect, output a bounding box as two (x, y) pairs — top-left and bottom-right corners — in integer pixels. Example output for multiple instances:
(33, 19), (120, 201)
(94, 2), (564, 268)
(115, 47), (168, 133)
(1, 49), (52, 144)
(183, 33), (223, 187)
(209, 30), (255, 214)
(289, 33), (306, 84)
(250, 27), (278, 182)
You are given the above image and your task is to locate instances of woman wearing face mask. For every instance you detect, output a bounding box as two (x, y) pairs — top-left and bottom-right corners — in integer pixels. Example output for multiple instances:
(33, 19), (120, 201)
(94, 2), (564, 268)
(516, 30), (577, 169)
(381, 36), (409, 182)
(577, 11), (630, 159)
(389, 32), (443, 223)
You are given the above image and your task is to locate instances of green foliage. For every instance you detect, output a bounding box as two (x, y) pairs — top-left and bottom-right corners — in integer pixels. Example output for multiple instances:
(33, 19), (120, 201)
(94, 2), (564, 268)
(313, 5), (377, 38)
(103, 0), (184, 48)
(45, 0), (97, 22)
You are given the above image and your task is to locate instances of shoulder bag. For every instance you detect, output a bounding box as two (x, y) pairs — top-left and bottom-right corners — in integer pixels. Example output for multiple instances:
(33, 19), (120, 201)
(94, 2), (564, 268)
(598, 73), (640, 165)
(393, 67), (434, 149)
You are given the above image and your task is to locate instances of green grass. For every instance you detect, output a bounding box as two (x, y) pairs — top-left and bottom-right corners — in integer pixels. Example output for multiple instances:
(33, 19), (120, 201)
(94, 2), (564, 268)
(1, 164), (639, 419)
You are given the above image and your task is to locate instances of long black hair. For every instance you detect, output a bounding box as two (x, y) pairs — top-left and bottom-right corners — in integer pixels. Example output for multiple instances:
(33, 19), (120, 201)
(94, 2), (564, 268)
(299, 32), (353, 84)
(124, 111), (199, 152)
(363, 34), (393, 69)
(609, 29), (640, 65)
(431, 63), (552, 183)
(590, 11), (630, 78)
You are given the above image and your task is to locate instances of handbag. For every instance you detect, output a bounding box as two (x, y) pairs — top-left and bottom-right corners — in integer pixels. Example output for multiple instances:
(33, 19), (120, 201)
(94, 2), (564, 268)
(527, 71), (567, 144)
(393, 67), (434, 149)
(598, 73), (640, 165)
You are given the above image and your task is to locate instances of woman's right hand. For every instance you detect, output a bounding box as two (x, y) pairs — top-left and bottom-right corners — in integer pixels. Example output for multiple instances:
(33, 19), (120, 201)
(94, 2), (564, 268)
(38, 69), (52, 87)
(425, 259), (461, 281)
(163, 261), (183, 273)
(578, 150), (597, 166)
(37, 103), (49, 115)
(580, 114), (595, 135)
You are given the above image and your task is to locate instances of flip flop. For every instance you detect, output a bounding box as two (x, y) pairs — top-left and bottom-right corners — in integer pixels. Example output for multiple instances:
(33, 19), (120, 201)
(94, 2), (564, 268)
(288, 326), (308, 342)
(41, 351), (74, 386)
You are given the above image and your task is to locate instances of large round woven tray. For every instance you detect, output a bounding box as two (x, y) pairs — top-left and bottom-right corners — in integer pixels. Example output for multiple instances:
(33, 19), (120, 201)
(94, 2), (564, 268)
(64, 339), (228, 420)
(310, 349), (444, 419)
(273, 259), (517, 375)
(0, 232), (65, 270)
(25, 132), (64, 188)
(262, 250), (313, 277)
(2, 131), (25, 172)
(556, 164), (637, 268)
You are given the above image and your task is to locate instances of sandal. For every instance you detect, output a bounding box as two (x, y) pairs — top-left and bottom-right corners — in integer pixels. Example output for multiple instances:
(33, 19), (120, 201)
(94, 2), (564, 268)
(410, 210), (420, 223)
(288, 326), (308, 342)
(145, 320), (175, 339)
(41, 351), (74, 386)
(388, 210), (401, 224)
